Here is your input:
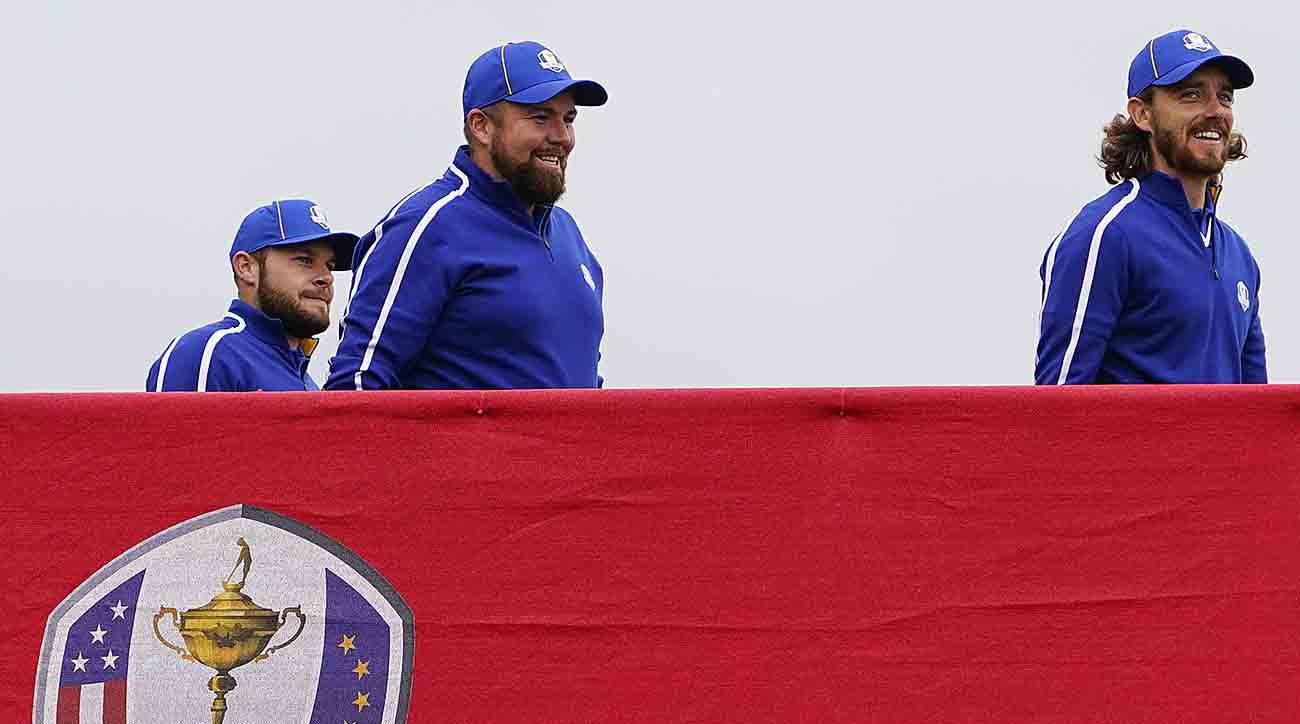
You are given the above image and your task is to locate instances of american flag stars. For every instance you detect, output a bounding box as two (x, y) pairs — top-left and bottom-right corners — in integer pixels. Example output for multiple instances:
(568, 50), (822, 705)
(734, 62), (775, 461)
(56, 570), (145, 720)
(67, 598), (133, 674)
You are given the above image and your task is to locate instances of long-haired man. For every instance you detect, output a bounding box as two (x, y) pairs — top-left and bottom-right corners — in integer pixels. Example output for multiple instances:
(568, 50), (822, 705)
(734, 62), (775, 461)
(1036, 30), (1266, 384)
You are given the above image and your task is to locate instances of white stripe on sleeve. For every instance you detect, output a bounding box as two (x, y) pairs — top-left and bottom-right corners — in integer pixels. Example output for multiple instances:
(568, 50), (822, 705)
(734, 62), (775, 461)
(1034, 207), (1086, 366)
(354, 164), (470, 390)
(153, 336), (181, 392)
(197, 313), (247, 392)
(1056, 178), (1141, 385)
(339, 181), (435, 339)
(1040, 210), (1083, 310)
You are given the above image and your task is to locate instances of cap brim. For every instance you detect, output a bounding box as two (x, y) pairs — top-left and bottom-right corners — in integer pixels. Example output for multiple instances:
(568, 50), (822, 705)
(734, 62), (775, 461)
(1151, 54), (1254, 91)
(257, 231), (361, 271)
(506, 78), (608, 106)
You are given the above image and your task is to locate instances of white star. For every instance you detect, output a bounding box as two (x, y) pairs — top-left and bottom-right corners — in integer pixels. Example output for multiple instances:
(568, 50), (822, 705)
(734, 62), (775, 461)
(70, 652), (89, 672)
(109, 601), (128, 620)
(89, 625), (108, 644)
(101, 650), (119, 670)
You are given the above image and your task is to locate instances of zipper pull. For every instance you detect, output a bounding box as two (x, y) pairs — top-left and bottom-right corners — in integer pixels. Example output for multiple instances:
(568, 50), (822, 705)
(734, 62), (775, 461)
(1210, 234), (1219, 279)
(538, 206), (554, 261)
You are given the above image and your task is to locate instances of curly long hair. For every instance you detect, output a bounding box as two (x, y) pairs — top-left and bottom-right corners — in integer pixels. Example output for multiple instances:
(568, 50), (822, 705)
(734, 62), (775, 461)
(1097, 87), (1248, 184)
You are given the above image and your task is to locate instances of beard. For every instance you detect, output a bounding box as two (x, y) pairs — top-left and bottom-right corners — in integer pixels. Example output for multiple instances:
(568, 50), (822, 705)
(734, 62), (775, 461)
(257, 267), (329, 339)
(1151, 113), (1228, 177)
(490, 137), (566, 206)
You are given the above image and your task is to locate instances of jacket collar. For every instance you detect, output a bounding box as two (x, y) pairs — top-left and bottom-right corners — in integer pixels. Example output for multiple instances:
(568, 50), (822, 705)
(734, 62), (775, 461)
(1139, 170), (1218, 215)
(451, 145), (553, 231)
(226, 299), (314, 358)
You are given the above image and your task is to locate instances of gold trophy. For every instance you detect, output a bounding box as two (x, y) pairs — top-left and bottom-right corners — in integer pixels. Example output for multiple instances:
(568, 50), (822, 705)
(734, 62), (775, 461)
(153, 537), (306, 724)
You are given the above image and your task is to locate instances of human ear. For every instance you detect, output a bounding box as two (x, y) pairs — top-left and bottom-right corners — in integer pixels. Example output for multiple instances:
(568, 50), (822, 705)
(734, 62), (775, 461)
(1128, 96), (1153, 133)
(232, 251), (260, 288)
(467, 109), (496, 146)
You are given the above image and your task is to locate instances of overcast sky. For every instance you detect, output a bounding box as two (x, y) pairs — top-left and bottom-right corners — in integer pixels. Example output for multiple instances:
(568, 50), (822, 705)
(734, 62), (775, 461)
(3, 1), (1296, 391)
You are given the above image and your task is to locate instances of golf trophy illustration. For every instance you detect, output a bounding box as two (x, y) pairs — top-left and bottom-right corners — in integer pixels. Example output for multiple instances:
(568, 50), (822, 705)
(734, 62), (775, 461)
(153, 537), (306, 724)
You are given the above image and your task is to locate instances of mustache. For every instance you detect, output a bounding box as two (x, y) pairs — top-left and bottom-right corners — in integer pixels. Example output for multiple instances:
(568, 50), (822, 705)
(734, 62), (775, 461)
(1189, 121), (1230, 135)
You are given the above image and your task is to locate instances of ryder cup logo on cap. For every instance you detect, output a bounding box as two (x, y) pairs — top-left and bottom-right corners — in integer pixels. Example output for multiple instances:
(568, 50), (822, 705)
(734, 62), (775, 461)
(538, 48), (565, 72)
(309, 204), (330, 230)
(229, 199), (360, 271)
(462, 40), (608, 117)
(1183, 32), (1213, 52)
(1127, 28), (1254, 98)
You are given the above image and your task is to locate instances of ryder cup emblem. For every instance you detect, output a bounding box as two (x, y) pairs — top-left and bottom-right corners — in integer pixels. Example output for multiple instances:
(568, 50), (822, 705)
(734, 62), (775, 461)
(538, 48), (566, 73)
(310, 205), (331, 230)
(1237, 281), (1250, 311)
(1183, 33), (1213, 52)
(34, 505), (415, 724)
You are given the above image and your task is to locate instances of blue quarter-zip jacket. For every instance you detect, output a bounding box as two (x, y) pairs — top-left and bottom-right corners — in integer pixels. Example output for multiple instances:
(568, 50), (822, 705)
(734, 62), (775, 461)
(325, 146), (604, 390)
(146, 299), (319, 391)
(1036, 172), (1266, 384)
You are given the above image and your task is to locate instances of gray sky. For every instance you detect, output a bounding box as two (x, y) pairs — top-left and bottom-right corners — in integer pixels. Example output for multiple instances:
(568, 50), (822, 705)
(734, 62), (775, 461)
(3, 0), (1296, 391)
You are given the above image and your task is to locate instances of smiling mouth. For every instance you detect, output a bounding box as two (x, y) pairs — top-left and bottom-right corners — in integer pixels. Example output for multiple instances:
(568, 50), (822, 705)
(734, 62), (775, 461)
(534, 153), (564, 168)
(1192, 129), (1224, 143)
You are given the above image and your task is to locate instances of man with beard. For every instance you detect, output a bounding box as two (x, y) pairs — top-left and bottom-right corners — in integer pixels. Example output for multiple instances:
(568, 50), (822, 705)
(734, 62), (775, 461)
(147, 200), (359, 391)
(325, 41), (607, 390)
(1036, 29), (1266, 384)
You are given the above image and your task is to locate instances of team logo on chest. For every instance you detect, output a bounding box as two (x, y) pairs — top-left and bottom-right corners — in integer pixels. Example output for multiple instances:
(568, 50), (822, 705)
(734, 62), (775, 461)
(1237, 281), (1250, 311)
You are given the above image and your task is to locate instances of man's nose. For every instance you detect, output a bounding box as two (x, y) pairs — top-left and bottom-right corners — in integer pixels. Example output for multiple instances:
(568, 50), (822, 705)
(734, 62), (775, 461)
(547, 120), (574, 149)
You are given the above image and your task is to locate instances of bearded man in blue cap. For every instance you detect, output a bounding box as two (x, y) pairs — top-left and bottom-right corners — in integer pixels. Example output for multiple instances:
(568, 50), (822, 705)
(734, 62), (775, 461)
(1036, 29), (1266, 385)
(147, 200), (359, 391)
(326, 42), (608, 390)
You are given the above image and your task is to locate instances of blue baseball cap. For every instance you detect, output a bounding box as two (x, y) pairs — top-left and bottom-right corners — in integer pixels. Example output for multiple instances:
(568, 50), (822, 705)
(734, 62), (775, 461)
(462, 41), (608, 117)
(229, 200), (359, 272)
(1127, 29), (1254, 98)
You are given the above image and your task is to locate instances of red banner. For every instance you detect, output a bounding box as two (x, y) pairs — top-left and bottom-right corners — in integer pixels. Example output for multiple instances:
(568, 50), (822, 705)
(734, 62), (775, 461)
(5, 387), (1300, 722)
